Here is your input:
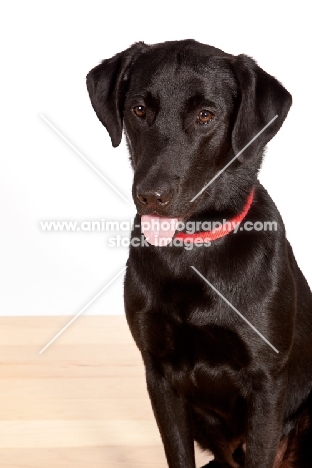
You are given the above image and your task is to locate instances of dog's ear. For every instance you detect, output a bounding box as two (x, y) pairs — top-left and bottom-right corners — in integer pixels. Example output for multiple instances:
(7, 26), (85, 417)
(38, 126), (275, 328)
(86, 42), (146, 148)
(229, 54), (292, 161)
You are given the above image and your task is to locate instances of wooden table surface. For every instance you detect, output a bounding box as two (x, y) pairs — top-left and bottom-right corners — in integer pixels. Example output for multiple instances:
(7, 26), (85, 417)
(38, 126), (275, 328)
(0, 316), (212, 467)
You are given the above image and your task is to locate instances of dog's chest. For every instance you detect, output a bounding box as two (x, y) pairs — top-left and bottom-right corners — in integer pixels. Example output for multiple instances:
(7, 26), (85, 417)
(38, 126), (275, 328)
(125, 262), (250, 406)
(141, 311), (249, 403)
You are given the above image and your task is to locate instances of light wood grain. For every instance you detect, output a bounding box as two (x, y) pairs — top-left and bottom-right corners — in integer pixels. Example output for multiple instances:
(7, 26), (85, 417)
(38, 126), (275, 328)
(0, 316), (212, 467)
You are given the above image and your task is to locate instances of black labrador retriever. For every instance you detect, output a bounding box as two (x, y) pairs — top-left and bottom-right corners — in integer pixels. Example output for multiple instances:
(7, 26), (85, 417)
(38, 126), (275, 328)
(86, 40), (312, 468)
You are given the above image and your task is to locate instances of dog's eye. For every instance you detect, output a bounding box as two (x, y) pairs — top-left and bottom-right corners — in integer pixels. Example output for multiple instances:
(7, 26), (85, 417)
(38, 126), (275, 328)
(197, 110), (214, 124)
(133, 105), (146, 118)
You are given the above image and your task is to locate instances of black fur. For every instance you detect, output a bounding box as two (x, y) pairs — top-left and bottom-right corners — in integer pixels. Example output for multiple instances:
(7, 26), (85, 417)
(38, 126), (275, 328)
(87, 39), (312, 468)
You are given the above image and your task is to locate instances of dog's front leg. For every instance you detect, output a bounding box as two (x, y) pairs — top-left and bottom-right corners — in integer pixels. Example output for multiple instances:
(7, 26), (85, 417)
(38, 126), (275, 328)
(245, 377), (286, 468)
(145, 360), (196, 468)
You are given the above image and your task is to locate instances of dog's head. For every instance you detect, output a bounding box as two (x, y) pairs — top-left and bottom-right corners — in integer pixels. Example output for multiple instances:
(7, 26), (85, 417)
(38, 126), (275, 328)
(87, 40), (291, 223)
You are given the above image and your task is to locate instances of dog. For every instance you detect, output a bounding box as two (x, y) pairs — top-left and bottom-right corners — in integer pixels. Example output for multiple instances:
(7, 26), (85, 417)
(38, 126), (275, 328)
(87, 40), (312, 468)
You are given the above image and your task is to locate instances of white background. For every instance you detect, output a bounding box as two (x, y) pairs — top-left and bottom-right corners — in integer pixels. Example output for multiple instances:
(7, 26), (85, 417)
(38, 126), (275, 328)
(1, 1), (311, 316)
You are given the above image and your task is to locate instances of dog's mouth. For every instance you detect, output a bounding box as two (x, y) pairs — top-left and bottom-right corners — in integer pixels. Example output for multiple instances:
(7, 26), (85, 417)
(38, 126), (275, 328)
(141, 214), (182, 246)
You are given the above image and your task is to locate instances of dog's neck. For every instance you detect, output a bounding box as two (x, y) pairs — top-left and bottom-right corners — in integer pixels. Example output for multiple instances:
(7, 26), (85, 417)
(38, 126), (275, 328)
(175, 189), (254, 243)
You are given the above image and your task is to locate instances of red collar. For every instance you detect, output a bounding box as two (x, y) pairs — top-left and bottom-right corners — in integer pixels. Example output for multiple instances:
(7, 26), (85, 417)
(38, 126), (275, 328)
(175, 189), (255, 243)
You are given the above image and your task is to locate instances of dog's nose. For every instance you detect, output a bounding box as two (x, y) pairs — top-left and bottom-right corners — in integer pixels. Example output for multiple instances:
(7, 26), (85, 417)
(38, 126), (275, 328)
(136, 189), (172, 207)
